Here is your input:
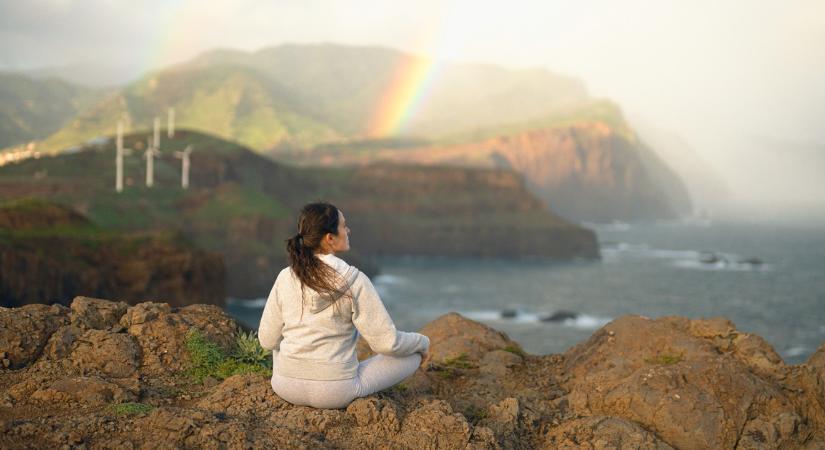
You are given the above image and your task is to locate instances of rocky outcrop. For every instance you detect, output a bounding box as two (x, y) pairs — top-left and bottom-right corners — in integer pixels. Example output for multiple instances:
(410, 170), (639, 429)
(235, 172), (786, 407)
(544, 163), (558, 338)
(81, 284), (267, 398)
(2, 301), (823, 448)
(0, 200), (225, 308)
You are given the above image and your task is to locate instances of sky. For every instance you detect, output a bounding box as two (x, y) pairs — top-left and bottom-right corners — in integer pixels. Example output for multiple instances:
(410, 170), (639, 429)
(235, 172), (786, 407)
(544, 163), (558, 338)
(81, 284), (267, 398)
(1, 0), (824, 222)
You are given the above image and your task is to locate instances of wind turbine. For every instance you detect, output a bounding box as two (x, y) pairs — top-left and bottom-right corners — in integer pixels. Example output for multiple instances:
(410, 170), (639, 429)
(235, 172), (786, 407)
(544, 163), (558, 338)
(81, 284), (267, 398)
(115, 120), (133, 193)
(153, 117), (161, 152)
(167, 107), (175, 138)
(174, 145), (192, 189)
(143, 137), (160, 187)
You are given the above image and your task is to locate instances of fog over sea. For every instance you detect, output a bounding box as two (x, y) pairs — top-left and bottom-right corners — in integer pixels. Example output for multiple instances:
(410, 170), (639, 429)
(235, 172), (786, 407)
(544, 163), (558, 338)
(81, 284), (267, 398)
(227, 220), (825, 364)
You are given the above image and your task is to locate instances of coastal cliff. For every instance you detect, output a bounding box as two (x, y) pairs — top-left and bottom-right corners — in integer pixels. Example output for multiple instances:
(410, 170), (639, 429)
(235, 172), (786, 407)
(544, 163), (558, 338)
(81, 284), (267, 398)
(0, 130), (598, 301)
(1, 297), (823, 449)
(290, 117), (693, 223)
(0, 200), (225, 308)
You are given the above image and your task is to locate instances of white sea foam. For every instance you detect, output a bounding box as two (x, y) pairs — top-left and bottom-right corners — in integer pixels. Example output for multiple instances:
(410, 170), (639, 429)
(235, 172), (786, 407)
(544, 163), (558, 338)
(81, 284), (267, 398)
(562, 314), (612, 329)
(460, 309), (612, 329)
(601, 242), (772, 272)
(783, 346), (809, 357)
(226, 297), (268, 308)
(374, 274), (407, 285)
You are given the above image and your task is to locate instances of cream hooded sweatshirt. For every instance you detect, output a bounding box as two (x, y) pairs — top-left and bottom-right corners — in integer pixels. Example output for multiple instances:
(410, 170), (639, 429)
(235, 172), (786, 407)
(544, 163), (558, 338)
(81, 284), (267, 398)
(258, 253), (430, 381)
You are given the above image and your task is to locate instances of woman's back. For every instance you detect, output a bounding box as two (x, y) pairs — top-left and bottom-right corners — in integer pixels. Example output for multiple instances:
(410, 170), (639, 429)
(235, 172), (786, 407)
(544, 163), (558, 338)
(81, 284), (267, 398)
(258, 202), (429, 408)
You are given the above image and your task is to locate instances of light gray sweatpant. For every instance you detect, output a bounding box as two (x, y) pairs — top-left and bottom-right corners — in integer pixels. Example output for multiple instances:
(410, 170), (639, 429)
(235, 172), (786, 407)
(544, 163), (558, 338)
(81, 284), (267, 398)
(270, 353), (422, 409)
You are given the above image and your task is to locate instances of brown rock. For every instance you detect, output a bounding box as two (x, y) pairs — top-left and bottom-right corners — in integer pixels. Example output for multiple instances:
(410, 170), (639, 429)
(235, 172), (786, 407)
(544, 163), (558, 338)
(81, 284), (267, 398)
(69, 296), (128, 330)
(177, 304), (239, 351)
(807, 342), (825, 369)
(30, 376), (135, 405)
(0, 303), (68, 368)
(397, 399), (473, 449)
(42, 324), (83, 360)
(542, 416), (675, 450)
(480, 397), (520, 437)
(346, 397), (401, 432)
(730, 333), (785, 377)
(562, 315), (809, 449)
(196, 374), (288, 417)
(420, 312), (520, 364)
(70, 329), (140, 378)
(118, 302), (171, 327)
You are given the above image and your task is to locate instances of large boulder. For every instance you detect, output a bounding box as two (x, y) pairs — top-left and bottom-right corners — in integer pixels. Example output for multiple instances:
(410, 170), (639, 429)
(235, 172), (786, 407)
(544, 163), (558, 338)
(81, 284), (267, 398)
(561, 315), (810, 449)
(0, 303), (68, 368)
(69, 296), (128, 331)
(120, 301), (238, 375)
(419, 312), (522, 364)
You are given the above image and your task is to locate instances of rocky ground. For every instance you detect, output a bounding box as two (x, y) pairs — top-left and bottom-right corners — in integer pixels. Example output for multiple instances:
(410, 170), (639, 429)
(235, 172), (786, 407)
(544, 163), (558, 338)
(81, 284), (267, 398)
(1, 297), (824, 449)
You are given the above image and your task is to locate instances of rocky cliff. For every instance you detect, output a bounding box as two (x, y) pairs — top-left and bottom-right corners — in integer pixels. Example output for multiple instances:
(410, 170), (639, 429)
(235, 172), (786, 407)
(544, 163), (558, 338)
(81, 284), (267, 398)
(1, 297), (823, 449)
(290, 119), (693, 223)
(0, 200), (225, 308)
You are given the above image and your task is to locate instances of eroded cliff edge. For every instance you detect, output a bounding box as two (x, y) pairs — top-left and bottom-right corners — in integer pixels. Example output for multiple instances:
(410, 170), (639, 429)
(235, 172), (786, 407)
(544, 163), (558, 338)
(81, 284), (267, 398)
(1, 297), (823, 449)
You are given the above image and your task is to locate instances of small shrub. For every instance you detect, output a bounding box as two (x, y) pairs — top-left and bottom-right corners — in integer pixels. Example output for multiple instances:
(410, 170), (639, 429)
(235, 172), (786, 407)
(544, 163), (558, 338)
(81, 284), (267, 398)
(184, 328), (272, 383)
(233, 330), (272, 369)
(185, 329), (226, 383)
(110, 402), (153, 415)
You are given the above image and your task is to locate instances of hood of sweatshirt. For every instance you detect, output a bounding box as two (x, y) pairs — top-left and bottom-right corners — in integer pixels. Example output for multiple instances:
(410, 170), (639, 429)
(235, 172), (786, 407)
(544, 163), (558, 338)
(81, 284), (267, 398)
(309, 254), (361, 314)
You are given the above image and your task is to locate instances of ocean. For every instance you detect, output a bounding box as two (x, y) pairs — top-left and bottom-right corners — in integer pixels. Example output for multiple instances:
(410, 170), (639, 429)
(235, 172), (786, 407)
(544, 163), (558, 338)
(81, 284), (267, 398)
(226, 220), (825, 364)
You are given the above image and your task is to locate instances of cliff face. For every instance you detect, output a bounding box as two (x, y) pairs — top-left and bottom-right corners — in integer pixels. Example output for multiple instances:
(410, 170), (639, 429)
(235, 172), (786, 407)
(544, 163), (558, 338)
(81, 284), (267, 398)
(1, 298), (824, 448)
(290, 121), (694, 223)
(319, 164), (599, 259)
(0, 200), (225, 308)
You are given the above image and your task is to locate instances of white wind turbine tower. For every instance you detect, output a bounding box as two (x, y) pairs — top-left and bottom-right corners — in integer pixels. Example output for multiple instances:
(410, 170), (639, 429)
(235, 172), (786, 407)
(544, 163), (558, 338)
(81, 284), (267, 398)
(153, 117), (161, 152)
(143, 137), (160, 187)
(174, 145), (192, 189)
(115, 120), (133, 193)
(167, 107), (175, 138)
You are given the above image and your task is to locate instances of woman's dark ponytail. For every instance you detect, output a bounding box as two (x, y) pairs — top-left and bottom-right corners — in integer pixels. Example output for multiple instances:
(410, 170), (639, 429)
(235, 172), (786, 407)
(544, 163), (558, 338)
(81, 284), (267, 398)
(285, 203), (350, 318)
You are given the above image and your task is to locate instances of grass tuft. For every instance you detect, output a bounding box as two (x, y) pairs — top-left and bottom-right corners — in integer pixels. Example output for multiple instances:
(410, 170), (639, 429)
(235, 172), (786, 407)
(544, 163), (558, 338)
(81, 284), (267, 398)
(644, 352), (684, 365)
(109, 402), (154, 415)
(444, 353), (476, 369)
(184, 328), (271, 383)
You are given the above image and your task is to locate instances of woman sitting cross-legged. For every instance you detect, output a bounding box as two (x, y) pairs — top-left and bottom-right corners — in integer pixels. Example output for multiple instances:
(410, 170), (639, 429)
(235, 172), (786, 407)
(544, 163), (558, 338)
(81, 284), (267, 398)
(258, 202), (430, 409)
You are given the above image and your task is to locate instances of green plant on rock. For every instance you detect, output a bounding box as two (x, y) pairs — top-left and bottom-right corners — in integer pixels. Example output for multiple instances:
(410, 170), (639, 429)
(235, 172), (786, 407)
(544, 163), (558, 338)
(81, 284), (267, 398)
(644, 352), (684, 365)
(444, 353), (476, 369)
(109, 402), (154, 415)
(233, 330), (272, 369)
(184, 328), (272, 383)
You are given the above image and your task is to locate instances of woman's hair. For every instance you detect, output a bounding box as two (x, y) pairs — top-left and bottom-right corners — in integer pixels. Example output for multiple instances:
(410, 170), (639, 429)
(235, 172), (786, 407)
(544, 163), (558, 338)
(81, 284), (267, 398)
(285, 202), (350, 316)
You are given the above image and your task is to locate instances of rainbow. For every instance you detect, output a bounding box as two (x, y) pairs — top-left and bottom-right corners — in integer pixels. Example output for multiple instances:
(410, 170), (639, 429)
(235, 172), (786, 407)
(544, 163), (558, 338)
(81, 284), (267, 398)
(367, 53), (438, 138)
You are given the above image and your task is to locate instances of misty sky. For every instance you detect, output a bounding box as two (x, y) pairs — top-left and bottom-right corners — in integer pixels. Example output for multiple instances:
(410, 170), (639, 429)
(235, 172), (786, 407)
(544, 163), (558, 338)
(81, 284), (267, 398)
(2, 0), (824, 220)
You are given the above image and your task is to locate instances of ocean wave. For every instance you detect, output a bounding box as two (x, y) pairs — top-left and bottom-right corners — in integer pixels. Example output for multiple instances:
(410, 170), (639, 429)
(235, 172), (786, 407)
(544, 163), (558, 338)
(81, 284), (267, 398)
(226, 297), (268, 308)
(783, 346), (810, 358)
(460, 309), (611, 329)
(601, 242), (771, 271)
(374, 274), (408, 285)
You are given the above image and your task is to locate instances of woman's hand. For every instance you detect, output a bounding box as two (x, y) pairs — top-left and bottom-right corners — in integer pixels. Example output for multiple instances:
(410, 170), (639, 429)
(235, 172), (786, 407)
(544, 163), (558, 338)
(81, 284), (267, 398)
(419, 350), (431, 369)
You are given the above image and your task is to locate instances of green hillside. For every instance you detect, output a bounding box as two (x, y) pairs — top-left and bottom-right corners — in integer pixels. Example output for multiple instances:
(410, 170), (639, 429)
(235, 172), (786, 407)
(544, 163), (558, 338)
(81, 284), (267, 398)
(30, 43), (590, 154)
(0, 72), (103, 148)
